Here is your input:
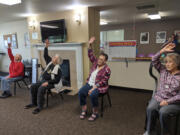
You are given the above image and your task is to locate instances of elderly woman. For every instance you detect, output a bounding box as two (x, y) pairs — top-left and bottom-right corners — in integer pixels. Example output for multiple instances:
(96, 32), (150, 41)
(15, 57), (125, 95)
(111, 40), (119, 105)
(25, 39), (62, 114)
(144, 43), (180, 135)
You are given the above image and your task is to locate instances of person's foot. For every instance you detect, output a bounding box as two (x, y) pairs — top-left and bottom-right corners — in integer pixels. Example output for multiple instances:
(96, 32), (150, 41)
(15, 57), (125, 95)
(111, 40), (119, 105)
(143, 131), (150, 135)
(32, 108), (41, 114)
(80, 110), (87, 120)
(24, 104), (37, 109)
(88, 113), (99, 122)
(0, 92), (12, 98)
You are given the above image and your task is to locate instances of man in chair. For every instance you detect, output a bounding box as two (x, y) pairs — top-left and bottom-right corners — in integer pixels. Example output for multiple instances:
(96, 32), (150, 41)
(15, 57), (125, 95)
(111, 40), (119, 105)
(0, 43), (24, 98)
(25, 39), (62, 114)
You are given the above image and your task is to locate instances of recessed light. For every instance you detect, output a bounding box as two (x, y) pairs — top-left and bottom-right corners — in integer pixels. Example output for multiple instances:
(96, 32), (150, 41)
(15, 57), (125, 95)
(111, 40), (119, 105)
(0, 0), (21, 5)
(148, 14), (161, 20)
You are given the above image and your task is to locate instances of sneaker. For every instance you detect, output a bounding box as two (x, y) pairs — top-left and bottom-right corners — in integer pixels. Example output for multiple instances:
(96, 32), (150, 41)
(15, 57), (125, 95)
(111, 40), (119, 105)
(24, 104), (37, 109)
(0, 92), (12, 98)
(143, 131), (150, 135)
(32, 108), (41, 114)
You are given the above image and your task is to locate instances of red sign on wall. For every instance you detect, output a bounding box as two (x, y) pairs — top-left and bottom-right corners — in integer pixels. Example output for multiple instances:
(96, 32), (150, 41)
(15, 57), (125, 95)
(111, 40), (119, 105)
(109, 41), (136, 47)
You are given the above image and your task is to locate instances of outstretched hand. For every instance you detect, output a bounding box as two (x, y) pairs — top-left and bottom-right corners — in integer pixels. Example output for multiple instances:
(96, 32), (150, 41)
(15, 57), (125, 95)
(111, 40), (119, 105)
(88, 37), (95, 49)
(160, 43), (175, 54)
(45, 39), (50, 48)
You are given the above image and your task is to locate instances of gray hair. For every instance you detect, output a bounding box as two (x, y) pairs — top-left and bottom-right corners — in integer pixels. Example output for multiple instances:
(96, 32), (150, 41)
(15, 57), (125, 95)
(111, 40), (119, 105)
(55, 54), (63, 65)
(165, 53), (180, 69)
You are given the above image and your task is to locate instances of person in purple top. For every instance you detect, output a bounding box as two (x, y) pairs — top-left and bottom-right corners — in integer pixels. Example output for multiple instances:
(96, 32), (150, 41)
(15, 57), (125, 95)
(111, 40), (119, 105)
(144, 43), (180, 135)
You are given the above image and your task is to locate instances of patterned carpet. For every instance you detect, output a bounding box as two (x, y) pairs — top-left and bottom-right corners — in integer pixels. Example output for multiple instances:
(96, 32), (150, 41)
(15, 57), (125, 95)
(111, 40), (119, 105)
(0, 85), (151, 135)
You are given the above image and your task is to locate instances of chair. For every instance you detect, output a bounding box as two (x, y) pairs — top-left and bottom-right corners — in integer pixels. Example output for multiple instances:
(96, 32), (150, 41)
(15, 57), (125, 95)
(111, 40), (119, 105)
(13, 65), (30, 95)
(145, 62), (180, 135)
(99, 90), (112, 117)
(46, 88), (64, 107)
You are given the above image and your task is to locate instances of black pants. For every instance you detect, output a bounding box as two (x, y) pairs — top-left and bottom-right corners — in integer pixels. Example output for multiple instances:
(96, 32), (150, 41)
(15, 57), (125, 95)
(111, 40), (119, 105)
(30, 81), (54, 109)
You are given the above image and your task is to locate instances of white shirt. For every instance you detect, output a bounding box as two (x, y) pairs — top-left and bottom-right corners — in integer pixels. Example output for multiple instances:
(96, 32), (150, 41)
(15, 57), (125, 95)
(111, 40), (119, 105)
(88, 68), (99, 86)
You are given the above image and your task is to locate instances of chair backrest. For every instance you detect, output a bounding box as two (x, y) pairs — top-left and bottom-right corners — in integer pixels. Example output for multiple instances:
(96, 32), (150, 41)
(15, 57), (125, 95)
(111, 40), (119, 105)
(149, 62), (158, 97)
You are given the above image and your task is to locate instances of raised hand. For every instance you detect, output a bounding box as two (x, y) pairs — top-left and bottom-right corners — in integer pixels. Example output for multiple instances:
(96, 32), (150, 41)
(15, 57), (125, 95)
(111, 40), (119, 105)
(45, 39), (50, 48)
(160, 43), (175, 54)
(8, 43), (11, 48)
(88, 37), (96, 49)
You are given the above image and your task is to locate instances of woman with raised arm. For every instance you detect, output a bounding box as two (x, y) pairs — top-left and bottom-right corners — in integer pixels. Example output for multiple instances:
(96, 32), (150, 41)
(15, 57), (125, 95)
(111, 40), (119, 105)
(144, 43), (180, 135)
(78, 37), (111, 122)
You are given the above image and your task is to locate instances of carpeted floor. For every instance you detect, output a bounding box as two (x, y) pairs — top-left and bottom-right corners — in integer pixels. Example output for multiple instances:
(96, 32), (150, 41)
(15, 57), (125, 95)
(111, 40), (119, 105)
(0, 85), (152, 135)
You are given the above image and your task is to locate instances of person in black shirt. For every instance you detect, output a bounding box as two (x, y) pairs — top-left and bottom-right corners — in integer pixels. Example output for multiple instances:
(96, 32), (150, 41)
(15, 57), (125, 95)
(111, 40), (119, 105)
(25, 39), (62, 114)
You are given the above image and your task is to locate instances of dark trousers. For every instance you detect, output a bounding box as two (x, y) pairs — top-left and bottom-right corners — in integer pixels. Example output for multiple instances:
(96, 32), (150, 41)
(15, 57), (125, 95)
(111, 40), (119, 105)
(146, 98), (180, 135)
(78, 83), (99, 107)
(30, 81), (54, 109)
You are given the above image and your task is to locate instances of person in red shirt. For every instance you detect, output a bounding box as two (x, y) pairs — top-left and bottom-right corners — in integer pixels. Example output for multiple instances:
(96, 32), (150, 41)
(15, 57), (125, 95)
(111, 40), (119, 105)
(0, 43), (24, 98)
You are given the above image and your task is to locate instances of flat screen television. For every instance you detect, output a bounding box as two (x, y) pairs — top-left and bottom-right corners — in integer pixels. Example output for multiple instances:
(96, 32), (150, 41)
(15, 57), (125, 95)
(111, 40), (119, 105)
(40, 19), (67, 43)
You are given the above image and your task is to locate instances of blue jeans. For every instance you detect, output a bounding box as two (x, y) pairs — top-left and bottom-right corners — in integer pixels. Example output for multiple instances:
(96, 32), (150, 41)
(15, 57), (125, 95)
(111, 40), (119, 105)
(78, 83), (99, 107)
(146, 98), (180, 135)
(0, 76), (23, 93)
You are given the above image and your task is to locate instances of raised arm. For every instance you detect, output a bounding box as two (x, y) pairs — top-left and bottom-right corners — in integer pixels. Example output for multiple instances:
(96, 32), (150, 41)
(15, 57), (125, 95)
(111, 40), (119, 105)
(44, 39), (52, 65)
(7, 43), (14, 62)
(88, 37), (97, 63)
(152, 43), (175, 72)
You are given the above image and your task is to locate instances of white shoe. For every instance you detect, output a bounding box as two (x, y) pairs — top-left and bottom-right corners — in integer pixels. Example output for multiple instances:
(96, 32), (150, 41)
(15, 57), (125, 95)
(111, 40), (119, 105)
(143, 131), (150, 135)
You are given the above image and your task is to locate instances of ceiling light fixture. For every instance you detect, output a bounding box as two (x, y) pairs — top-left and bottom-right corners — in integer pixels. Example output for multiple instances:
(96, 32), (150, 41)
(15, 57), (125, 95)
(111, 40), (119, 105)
(148, 14), (161, 20)
(0, 0), (21, 5)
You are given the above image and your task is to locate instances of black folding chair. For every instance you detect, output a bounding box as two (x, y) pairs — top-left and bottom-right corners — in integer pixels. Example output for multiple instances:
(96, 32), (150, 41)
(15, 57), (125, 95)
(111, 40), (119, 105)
(46, 88), (64, 107)
(13, 65), (29, 95)
(144, 62), (180, 135)
(99, 90), (112, 117)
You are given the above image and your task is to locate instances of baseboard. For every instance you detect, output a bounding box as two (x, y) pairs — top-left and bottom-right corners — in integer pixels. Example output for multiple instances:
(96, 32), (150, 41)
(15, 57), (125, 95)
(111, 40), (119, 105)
(109, 85), (153, 93)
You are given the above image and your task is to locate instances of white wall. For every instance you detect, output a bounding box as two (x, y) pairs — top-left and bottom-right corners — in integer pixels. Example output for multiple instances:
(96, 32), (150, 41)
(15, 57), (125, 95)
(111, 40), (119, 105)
(108, 61), (159, 91)
(0, 19), (31, 72)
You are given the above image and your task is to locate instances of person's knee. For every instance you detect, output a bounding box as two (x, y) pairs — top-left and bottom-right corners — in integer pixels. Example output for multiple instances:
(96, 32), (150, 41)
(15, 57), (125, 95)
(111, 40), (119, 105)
(89, 93), (98, 100)
(159, 108), (169, 118)
(37, 86), (46, 96)
(78, 87), (86, 97)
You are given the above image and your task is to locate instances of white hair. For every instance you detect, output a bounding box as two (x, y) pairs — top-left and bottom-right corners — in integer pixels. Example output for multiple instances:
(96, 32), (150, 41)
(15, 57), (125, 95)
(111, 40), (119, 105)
(165, 53), (180, 68)
(54, 54), (62, 65)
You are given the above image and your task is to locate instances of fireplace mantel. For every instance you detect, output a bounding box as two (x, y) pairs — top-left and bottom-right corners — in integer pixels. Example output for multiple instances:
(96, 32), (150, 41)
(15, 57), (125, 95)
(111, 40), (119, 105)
(33, 42), (84, 48)
(33, 42), (84, 95)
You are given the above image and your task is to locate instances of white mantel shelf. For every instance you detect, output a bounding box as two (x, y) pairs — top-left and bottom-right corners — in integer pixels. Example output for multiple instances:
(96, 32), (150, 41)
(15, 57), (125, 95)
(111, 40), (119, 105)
(33, 42), (84, 48)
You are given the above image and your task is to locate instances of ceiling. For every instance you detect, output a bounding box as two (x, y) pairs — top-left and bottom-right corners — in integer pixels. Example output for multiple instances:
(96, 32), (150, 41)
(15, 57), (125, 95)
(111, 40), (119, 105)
(0, 0), (180, 25)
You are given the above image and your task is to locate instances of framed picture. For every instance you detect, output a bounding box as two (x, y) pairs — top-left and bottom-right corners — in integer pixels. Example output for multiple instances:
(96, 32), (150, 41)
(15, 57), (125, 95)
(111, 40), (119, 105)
(140, 32), (149, 44)
(156, 31), (166, 43)
(175, 30), (180, 43)
(3, 33), (18, 49)
(24, 32), (30, 46)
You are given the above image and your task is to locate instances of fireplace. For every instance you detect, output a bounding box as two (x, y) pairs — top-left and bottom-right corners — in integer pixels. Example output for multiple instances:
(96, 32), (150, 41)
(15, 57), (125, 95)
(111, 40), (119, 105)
(61, 59), (71, 87)
(34, 43), (84, 95)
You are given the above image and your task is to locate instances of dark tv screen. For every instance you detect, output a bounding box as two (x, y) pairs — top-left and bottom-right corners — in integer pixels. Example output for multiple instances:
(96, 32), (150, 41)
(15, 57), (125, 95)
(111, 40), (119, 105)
(40, 19), (66, 43)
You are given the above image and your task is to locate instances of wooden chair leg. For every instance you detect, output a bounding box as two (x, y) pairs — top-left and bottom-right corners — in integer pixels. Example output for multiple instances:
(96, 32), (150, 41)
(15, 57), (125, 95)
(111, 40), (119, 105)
(101, 96), (104, 117)
(14, 82), (16, 96)
(107, 92), (112, 107)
